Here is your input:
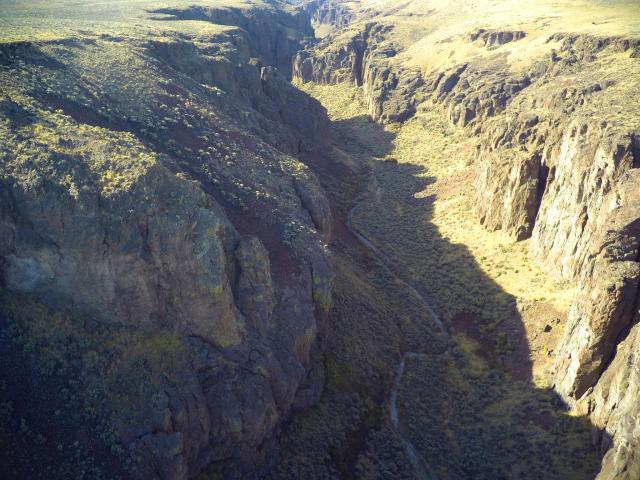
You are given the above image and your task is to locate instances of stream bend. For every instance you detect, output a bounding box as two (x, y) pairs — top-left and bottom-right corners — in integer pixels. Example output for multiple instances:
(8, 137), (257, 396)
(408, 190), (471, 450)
(345, 196), (447, 480)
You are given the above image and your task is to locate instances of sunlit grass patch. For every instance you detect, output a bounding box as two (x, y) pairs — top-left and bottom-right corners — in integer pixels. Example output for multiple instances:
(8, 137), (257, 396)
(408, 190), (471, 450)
(452, 332), (489, 377)
(296, 81), (369, 121)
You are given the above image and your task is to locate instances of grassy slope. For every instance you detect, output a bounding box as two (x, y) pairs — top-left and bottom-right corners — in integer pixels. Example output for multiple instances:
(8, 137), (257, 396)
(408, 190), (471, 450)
(0, 0), (241, 42)
(349, 0), (640, 50)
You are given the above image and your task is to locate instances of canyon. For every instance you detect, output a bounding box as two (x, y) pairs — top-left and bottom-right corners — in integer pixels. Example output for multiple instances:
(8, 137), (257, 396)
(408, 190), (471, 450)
(0, 0), (638, 479)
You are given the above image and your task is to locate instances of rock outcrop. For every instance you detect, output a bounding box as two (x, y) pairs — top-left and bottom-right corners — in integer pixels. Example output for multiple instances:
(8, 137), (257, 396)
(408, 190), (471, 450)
(149, 2), (313, 75)
(293, 22), (423, 122)
(474, 113), (544, 240)
(587, 319), (640, 480)
(546, 125), (640, 402)
(303, 0), (355, 32)
(468, 28), (526, 47)
(472, 90), (640, 422)
(0, 3), (333, 478)
(476, 37), (640, 479)
(1, 164), (247, 348)
(293, 22), (535, 125)
(475, 114), (640, 427)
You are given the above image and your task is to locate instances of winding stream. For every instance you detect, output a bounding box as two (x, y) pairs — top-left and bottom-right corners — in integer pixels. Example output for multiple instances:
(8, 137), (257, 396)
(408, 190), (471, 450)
(346, 204), (446, 333)
(390, 353), (438, 480)
(346, 196), (447, 480)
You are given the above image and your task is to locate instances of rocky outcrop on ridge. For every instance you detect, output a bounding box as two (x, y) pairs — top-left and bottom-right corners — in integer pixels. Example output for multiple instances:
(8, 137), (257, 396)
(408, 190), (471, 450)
(468, 28), (526, 47)
(149, 2), (314, 75)
(466, 43), (639, 480)
(471, 65), (639, 438)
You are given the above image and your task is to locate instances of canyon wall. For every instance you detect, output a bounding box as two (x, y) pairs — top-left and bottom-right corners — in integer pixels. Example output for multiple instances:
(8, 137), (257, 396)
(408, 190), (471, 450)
(150, 2), (314, 75)
(0, 3), (333, 478)
(294, 22), (424, 122)
(2, 0), (638, 477)
(294, 9), (640, 478)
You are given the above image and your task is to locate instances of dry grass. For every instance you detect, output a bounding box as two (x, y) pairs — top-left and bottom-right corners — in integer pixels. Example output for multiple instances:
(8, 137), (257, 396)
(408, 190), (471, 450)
(0, 0), (279, 43)
(296, 80), (369, 121)
(336, 0), (640, 73)
(300, 81), (573, 384)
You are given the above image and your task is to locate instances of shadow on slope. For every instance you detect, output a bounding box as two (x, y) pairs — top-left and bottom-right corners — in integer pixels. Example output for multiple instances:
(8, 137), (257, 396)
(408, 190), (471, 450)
(272, 111), (609, 479)
(0, 308), (129, 479)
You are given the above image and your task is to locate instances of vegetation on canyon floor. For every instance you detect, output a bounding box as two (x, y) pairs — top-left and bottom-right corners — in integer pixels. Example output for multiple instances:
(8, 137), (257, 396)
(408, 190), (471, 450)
(300, 81), (573, 384)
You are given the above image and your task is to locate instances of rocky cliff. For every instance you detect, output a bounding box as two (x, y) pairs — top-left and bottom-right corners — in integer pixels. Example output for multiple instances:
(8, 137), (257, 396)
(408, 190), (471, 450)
(294, 22), (424, 122)
(150, 2), (314, 76)
(0, 1), (333, 478)
(473, 41), (640, 479)
(302, 0), (355, 31)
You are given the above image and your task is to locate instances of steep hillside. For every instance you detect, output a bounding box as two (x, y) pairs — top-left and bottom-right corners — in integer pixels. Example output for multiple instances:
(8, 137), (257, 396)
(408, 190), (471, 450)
(294, 0), (640, 478)
(0, 1), (333, 478)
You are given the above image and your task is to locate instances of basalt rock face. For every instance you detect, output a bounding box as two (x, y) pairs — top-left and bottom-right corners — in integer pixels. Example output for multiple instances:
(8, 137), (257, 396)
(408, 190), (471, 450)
(474, 85), (640, 416)
(464, 36), (640, 480)
(420, 65), (530, 128)
(1, 166), (245, 348)
(303, 0), (354, 30)
(294, 23), (537, 125)
(475, 38), (640, 478)
(294, 23), (423, 122)
(547, 127), (640, 404)
(475, 117), (640, 416)
(467, 28), (526, 48)
(474, 113), (544, 240)
(554, 259), (640, 399)
(588, 318), (640, 480)
(0, 4), (332, 479)
(144, 4), (329, 154)
(146, 34), (329, 154)
(530, 125), (639, 283)
(149, 2), (313, 76)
